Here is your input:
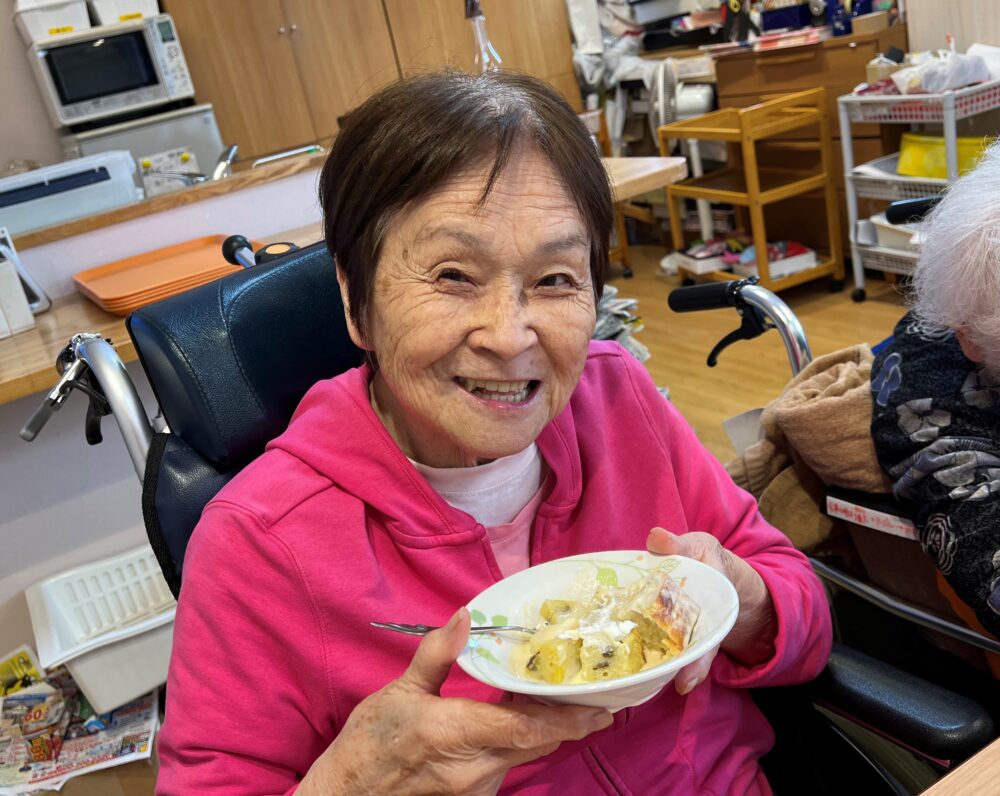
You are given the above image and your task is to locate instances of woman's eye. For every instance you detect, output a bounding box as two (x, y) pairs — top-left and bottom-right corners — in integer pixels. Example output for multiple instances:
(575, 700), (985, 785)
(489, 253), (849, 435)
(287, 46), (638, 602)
(538, 273), (572, 288)
(439, 269), (470, 283)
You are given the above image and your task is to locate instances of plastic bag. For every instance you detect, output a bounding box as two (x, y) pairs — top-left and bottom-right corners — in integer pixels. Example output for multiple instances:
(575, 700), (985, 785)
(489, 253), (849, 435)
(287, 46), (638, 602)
(891, 53), (991, 94)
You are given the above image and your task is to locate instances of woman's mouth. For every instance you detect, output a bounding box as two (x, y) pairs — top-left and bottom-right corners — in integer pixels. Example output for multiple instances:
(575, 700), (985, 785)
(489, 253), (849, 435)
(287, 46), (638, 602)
(457, 378), (539, 403)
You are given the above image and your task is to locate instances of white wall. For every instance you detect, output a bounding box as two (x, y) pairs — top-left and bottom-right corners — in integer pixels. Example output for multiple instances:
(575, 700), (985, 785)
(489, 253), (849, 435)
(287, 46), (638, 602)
(0, 167), (323, 654)
(0, 7), (64, 167)
(906, 0), (1000, 53)
(20, 166), (323, 299)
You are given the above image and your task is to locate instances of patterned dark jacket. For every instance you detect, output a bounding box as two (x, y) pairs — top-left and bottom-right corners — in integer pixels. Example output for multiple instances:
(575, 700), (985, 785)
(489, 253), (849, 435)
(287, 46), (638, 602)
(871, 312), (1000, 637)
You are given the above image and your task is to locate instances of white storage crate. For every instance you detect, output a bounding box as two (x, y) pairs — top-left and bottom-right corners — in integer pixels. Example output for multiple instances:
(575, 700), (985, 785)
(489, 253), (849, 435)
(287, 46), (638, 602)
(88, 0), (159, 25)
(25, 544), (176, 713)
(14, 0), (90, 45)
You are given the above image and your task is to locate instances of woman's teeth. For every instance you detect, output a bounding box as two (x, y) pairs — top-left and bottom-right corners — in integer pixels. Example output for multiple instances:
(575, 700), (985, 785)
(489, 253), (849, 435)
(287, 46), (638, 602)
(459, 378), (533, 403)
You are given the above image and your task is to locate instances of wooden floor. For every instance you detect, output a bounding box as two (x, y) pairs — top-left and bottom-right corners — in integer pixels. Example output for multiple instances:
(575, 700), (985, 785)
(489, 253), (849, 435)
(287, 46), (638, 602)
(611, 246), (907, 463)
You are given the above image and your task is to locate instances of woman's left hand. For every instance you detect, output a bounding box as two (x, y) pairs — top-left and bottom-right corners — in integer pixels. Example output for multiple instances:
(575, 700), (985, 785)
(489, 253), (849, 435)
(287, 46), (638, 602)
(646, 527), (777, 695)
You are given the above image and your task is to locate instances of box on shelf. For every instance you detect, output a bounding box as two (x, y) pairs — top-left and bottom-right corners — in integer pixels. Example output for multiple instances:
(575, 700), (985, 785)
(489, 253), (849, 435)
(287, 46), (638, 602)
(870, 212), (920, 250)
(88, 0), (159, 24)
(25, 545), (176, 713)
(732, 244), (817, 279)
(672, 235), (751, 274)
(14, 0), (89, 45)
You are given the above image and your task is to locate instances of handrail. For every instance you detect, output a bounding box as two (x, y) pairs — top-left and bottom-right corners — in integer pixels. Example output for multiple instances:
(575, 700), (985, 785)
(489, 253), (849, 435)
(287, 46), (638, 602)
(810, 557), (1000, 655)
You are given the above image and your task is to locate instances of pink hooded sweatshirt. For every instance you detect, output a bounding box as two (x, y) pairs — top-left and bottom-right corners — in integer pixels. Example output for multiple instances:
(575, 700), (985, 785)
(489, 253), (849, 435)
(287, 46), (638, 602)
(157, 340), (832, 795)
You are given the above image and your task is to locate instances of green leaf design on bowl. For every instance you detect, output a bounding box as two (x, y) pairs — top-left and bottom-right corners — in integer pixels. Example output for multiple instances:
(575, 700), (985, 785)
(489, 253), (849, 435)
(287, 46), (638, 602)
(476, 647), (501, 665)
(596, 567), (619, 587)
(470, 609), (487, 625)
(491, 614), (508, 627)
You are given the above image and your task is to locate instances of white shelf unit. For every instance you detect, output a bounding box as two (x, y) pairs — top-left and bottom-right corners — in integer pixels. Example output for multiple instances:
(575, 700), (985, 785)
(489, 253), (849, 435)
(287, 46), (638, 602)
(837, 80), (1000, 301)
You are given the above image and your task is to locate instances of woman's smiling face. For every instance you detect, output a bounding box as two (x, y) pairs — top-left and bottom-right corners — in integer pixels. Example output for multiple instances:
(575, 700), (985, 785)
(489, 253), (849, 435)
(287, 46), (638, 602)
(344, 148), (597, 468)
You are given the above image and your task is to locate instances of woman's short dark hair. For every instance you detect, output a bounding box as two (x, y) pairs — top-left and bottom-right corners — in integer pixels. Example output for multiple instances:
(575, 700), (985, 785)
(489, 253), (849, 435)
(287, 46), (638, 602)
(319, 70), (612, 343)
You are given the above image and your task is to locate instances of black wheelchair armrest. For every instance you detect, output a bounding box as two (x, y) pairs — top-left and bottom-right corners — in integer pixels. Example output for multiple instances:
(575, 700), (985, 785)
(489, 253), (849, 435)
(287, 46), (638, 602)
(814, 644), (994, 765)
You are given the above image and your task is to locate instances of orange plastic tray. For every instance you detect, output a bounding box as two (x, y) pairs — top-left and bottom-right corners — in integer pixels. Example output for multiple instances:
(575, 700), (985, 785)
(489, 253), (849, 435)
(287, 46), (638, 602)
(73, 236), (259, 302)
(74, 268), (234, 307)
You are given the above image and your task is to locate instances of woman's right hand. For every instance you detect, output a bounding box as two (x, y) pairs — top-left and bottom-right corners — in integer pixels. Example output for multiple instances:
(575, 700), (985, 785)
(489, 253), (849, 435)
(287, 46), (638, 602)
(298, 608), (613, 796)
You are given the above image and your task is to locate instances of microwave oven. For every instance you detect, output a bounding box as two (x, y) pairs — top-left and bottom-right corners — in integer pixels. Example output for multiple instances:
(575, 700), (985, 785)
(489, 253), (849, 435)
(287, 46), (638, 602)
(28, 14), (195, 129)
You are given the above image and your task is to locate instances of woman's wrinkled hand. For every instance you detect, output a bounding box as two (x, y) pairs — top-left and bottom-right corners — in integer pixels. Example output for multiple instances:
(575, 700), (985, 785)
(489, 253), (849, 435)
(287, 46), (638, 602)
(299, 607), (613, 796)
(646, 528), (777, 695)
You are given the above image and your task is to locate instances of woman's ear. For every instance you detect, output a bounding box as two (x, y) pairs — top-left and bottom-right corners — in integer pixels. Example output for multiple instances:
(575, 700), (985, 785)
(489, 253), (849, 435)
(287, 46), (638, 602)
(335, 264), (369, 350)
(955, 326), (984, 364)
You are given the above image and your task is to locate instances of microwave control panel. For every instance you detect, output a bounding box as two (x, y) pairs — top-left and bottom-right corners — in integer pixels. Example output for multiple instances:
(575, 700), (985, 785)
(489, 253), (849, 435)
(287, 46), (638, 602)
(148, 16), (194, 100)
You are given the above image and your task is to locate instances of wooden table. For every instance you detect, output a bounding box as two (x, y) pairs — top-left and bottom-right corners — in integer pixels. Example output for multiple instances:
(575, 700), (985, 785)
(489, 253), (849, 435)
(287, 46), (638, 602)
(606, 156), (687, 202)
(0, 157), (687, 408)
(921, 737), (1000, 795)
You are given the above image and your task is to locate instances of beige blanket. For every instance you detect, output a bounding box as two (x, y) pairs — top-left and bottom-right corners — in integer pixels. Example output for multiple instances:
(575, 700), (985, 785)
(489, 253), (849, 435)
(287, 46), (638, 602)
(726, 344), (892, 550)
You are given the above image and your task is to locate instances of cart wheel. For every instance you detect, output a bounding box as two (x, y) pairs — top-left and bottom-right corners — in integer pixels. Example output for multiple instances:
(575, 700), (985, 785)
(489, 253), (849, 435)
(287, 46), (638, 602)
(681, 277), (696, 287)
(828, 279), (845, 293)
(851, 288), (866, 303)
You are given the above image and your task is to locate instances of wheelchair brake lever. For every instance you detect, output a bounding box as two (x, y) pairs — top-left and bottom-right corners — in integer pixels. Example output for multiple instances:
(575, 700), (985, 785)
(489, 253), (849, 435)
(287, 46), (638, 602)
(706, 305), (770, 368)
(79, 371), (111, 446)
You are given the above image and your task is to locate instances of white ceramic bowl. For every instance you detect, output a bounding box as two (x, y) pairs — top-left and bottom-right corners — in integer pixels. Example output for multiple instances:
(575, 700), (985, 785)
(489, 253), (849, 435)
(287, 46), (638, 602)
(456, 551), (739, 712)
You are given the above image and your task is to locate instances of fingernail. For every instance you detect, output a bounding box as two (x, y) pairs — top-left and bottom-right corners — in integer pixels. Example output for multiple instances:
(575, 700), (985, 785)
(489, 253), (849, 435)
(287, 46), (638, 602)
(445, 607), (466, 631)
(677, 677), (695, 695)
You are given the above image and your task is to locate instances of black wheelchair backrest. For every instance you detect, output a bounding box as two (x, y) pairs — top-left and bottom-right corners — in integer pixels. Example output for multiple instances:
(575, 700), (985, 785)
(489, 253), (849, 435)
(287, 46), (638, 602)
(127, 241), (360, 595)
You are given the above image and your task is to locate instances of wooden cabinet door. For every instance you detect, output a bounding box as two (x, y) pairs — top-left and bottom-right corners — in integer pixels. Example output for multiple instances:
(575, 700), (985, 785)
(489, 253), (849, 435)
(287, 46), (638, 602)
(281, 0), (400, 141)
(163, 0), (316, 160)
(383, 0), (580, 111)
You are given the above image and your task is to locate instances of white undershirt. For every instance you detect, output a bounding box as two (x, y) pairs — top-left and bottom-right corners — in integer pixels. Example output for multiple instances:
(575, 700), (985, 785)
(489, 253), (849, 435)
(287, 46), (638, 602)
(410, 444), (545, 526)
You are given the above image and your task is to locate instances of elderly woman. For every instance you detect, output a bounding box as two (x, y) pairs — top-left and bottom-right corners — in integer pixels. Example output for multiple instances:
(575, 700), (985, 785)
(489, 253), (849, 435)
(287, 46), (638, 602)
(872, 141), (1000, 645)
(156, 71), (831, 794)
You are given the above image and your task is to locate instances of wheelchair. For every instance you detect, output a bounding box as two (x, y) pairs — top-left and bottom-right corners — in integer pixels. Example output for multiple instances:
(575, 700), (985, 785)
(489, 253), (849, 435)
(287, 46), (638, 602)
(20, 229), (994, 794)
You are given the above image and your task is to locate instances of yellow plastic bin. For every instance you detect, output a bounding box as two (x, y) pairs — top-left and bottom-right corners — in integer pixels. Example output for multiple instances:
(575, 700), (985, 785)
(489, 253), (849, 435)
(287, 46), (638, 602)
(897, 133), (994, 179)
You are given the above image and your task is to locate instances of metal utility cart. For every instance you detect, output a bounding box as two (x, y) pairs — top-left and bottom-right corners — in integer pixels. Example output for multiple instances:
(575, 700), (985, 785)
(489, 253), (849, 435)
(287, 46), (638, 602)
(659, 88), (844, 293)
(838, 80), (1000, 302)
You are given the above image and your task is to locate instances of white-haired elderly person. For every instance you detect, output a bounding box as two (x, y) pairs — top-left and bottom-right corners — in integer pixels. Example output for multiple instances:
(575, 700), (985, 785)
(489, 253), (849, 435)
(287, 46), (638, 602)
(871, 140), (1000, 653)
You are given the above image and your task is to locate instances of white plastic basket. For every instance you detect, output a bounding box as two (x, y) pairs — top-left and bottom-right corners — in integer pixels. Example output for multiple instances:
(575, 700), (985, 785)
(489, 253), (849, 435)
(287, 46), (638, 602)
(841, 81), (1000, 124)
(849, 153), (946, 201)
(855, 241), (919, 276)
(26, 545), (176, 712)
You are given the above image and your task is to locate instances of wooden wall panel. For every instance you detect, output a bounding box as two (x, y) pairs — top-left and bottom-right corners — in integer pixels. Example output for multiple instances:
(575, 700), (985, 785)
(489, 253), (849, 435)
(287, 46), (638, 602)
(383, 0), (581, 110)
(282, 0), (400, 139)
(163, 0), (316, 160)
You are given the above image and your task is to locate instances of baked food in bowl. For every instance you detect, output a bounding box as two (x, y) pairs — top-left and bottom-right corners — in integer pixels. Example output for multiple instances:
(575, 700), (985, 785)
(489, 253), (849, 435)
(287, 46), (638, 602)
(456, 551), (739, 712)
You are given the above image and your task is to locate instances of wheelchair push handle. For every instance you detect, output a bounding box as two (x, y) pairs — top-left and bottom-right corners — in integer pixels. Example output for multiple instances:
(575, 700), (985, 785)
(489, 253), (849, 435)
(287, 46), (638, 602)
(668, 278), (812, 377)
(667, 281), (738, 313)
(222, 235), (302, 269)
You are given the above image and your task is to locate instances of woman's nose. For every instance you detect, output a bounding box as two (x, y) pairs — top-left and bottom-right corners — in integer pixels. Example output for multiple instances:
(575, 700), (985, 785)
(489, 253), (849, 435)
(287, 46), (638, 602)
(467, 289), (538, 359)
